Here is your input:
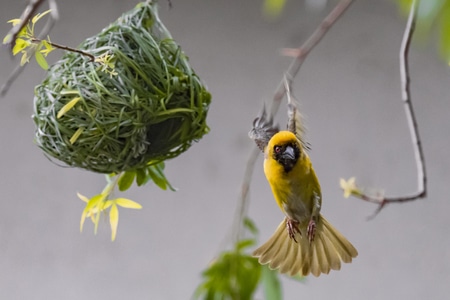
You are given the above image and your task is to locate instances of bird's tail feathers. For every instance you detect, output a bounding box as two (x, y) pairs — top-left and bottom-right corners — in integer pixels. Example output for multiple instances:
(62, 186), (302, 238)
(253, 215), (357, 277)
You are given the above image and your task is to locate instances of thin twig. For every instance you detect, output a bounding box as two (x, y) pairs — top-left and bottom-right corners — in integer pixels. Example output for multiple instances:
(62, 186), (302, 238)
(31, 38), (95, 62)
(231, 146), (261, 243)
(231, 0), (355, 243)
(270, 0), (355, 117)
(348, 0), (427, 219)
(1, 0), (59, 97)
(1, 65), (25, 97)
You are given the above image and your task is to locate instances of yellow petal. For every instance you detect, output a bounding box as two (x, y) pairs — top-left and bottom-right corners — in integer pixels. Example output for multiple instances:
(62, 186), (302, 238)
(348, 177), (356, 185)
(339, 178), (347, 189)
(78, 192), (90, 232)
(69, 127), (84, 144)
(114, 198), (142, 209)
(109, 203), (119, 241)
(77, 192), (90, 203)
(12, 38), (29, 55)
(57, 97), (81, 119)
(3, 34), (12, 45)
(102, 200), (114, 210)
(340, 177), (356, 198)
(40, 39), (55, 56)
(7, 18), (22, 26)
(80, 193), (104, 232)
(32, 10), (52, 24)
(20, 51), (29, 66)
(80, 210), (88, 232)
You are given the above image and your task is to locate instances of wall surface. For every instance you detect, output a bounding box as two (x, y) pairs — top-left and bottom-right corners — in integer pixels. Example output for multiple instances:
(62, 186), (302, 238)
(0, 0), (449, 299)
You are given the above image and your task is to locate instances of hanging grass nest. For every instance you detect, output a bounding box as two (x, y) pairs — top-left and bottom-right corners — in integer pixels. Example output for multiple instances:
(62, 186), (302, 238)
(33, 1), (211, 174)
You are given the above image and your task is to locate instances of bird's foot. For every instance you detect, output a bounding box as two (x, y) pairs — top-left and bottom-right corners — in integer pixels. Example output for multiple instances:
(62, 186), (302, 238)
(286, 218), (300, 243)
(307, 219), (316, 243)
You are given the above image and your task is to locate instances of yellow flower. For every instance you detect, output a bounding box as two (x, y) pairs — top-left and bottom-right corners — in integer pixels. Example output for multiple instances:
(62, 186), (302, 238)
(78, 192), (142, 241)
(12, 38), (30, 55)
(95, 52), (118, 77)
(340, 177), (358, 198)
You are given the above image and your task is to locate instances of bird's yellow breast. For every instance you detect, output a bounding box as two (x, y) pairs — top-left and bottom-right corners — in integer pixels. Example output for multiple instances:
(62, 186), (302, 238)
(263, 131), (321, 221)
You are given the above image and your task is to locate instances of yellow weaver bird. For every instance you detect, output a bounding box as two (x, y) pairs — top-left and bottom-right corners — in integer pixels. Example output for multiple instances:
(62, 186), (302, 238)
(249, 103), (357, 277)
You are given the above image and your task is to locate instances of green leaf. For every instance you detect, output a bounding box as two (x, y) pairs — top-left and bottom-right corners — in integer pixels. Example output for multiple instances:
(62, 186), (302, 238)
(195, 251), (262, 300)
(262, 265), (282, 300)
(263, 0), (287, 19)
(237, 255), (262, 300)
(57, 97), (81, 118)
(148, 164), (169, 190)
(136, 168), (149, 186)
(243, 217), (259, 235)
(148, 162), (176, 191)
(118, 171), (136, 191)
(235, 238), (256, 252)
(34, 48), (48, 70)
(439, 5), (450, 62)
(135, 163), (176, 190)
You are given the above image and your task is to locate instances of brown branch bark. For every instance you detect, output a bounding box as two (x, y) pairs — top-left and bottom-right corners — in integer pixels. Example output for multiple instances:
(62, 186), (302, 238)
(31, 38), (95, 62)
(348, 0), (427, 219)
(269, 0), (355, 117)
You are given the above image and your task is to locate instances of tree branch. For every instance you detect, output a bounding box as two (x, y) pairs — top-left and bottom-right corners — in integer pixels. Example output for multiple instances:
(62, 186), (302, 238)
(345, 0), (427, 219)
(231, 0), (355, 242)
(270, 0), (355, 116)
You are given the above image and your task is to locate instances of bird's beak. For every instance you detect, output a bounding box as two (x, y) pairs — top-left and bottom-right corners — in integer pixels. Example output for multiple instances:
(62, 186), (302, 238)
(282, 145), (295, 161)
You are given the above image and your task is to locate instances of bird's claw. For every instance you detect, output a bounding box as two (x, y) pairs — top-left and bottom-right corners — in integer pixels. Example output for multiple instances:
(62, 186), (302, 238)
(286, 218), (300, 243)
(307, 219), (316, 243)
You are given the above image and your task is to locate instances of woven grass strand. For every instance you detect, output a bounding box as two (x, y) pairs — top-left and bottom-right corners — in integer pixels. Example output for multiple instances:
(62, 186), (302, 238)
(33, 2), (211, 174)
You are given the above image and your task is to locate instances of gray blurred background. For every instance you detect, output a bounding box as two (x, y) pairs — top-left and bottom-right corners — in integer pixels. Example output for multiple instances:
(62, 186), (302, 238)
(1, 0), (449, 299)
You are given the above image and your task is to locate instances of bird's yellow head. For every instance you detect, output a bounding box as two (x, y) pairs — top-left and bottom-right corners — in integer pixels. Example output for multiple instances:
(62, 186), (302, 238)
(266, 131), (302, 173)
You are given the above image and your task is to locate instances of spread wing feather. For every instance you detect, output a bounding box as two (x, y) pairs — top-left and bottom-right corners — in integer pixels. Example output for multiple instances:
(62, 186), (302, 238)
(248, 105), (279, 151)
(287, 102), (310, 151)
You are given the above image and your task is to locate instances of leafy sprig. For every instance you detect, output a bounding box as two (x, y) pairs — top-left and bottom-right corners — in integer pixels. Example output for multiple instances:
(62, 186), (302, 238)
(3, 9), (111, 71)
(194, 217), (303, 299)
(78, 162), (175, 241)
(4, 10), (55, 68)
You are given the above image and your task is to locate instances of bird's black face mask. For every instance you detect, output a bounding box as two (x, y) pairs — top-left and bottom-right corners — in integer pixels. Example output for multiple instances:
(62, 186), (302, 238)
(273, 143), (300, 173)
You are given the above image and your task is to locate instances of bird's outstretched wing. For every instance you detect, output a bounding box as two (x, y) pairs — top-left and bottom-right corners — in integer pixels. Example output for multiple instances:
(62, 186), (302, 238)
(287, 102), (310, 151)
(249, 106), (279, 152)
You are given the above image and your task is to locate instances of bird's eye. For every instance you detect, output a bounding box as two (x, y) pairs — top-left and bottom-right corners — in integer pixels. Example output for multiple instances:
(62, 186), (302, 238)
(274, 146), (282, 154)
